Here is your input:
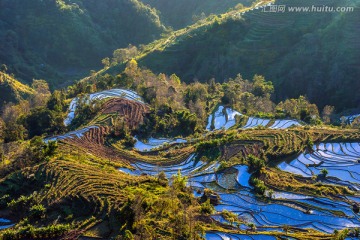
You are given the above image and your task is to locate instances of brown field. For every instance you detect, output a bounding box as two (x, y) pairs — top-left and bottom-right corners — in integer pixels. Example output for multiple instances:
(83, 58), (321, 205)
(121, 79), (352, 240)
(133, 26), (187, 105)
(101, 98), (150, 129)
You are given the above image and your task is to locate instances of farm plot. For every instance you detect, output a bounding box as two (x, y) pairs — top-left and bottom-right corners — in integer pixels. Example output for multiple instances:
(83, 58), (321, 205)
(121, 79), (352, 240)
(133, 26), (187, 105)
(190, 166), (360, 234)
(206, 106), (242, 131)
(206, 106), (302, 131)
(269, 119), (301, 129)
(134, 137), (187, 152)
(45, 126), (99, 142)
(119, 154), (207, 178)
(242, 117), (270, 129)
(278, 142), (360, 190)
(101, 98), (149, 129)
(64, 89), (144, 126)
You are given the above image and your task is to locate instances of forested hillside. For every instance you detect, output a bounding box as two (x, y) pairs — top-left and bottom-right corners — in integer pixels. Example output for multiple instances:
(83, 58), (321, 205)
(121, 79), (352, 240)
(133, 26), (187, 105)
(141, 0), (254, 29)
(0, 0), (165, 87)
(132, 0), (360, 111)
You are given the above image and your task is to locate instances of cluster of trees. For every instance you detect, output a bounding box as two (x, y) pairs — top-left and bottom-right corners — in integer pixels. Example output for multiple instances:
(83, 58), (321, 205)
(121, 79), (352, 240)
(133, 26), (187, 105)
(251, 178), (267, 195)
(119, 60), (206, 137)
(0, 80), (66, 143)
(221, 74), (325, 124)
(275, 96), (320, 124)
(247, 154), (265, 172)
(110, 45), (139, 66)
(0, 136), (57, 185)
(221, 74), (274, 115)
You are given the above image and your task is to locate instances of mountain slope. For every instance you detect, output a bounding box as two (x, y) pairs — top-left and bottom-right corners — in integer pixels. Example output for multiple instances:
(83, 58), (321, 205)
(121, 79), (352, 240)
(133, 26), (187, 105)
(141, 0), (255, 29)
(0, 0), (165, 87)
(132, 0), (359, 111)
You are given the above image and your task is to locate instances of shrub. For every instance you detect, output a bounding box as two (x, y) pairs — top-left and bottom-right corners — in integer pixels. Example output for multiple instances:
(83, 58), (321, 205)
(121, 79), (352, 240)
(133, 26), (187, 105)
(30, 204), (46, 219)
(157, 171), (168, 186)
(123, 135), (136, 148)
(200, 199), (214, 215)
(172, 170), (187, 191)
(321, 168), (328, 177)
(251, 178), (267, 195)
(248, 155), (265, 172)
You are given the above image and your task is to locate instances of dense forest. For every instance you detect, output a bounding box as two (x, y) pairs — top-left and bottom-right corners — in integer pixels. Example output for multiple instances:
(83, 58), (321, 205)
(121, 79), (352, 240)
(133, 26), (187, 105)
(0, 0), (258, 88)
(0, 0), (165, 86)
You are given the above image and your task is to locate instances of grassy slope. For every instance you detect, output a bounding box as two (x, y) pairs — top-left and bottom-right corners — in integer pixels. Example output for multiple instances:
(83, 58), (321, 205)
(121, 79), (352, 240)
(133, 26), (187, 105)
(0, 72), (34, 105)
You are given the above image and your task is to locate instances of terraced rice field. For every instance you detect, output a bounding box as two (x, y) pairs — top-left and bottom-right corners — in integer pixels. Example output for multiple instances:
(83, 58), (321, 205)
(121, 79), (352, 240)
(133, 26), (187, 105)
(64, 89), (144, 126)
(215, 190), (360, 233)
(343, 114), (360, 124)
(242, 117), (270, 129)
(101, 98), (149, 129)
(199, 169), (360, 234)
(206, 106), (242, 130)
(0, 218), (13, 230)
(119, 154), (209, 178)
(45, 126), (99, 142)
(206, 232), (276, 240)
(121, 158), (360, 234)
(269, 119), (301, 129)
(278, 142), (360, 190)
(207, 106), (302, 130)
(134, 137), (187, 152)
(38, 88), (360, 238)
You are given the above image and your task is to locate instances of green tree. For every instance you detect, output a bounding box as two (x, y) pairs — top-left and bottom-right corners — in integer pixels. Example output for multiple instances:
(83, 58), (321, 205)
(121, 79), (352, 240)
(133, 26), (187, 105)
(321, 168), (328, 177)
(172, 170), (187, 191)
(23, 107), (64, 138)
(47, 90), (66, 112)
(251, 178), (266, 195)
(248, 155), (265, 172)
(252, 75), (274, 97)
(322, 105), (335, 124)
